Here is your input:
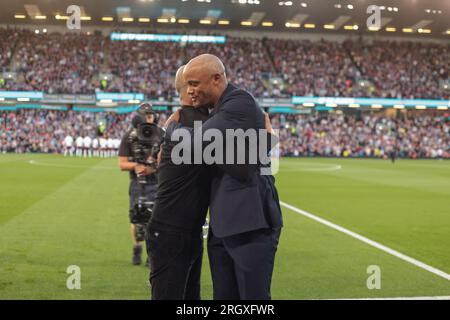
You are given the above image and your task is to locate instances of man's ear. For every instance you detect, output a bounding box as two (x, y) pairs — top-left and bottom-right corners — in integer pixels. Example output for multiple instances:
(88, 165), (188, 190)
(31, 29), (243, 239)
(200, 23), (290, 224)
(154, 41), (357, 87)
(213, 73), (221, 83)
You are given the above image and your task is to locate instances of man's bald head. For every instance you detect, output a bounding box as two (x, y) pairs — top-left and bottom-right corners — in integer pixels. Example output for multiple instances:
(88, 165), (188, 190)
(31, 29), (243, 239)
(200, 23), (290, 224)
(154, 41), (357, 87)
(185, 54), (226, 77)
(183, 54), (228, 108)
(175, 65), (186, 93)
(175, 65), (192, 106)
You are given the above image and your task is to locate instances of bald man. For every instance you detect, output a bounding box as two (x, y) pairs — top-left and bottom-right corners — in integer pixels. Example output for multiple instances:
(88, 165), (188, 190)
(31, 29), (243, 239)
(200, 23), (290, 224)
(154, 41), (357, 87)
(145, 66), (211, 300)
(165, 54), (283, 300)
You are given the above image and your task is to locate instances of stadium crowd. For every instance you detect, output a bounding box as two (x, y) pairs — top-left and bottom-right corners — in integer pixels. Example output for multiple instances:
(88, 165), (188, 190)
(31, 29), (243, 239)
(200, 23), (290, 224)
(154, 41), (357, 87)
(1, 109), (448, 159)
(0, 109), (131, 154)
(0, 28), (448, 100)
(266, 39), (366, 98)
(0, 29), (18, 70)
(4, 30), (105, 93)
(273, 112), (449, 159)
(105, 40), (181, 99)
(344, 40), (449, 100)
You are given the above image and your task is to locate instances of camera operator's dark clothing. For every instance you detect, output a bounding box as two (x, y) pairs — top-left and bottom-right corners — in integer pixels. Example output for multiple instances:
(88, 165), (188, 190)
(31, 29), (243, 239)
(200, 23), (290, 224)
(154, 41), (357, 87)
(128, 179), (157, 223)
(119, 127), (162, 223)
(119, 129), (158, 184)
(146, 106), (210, 300)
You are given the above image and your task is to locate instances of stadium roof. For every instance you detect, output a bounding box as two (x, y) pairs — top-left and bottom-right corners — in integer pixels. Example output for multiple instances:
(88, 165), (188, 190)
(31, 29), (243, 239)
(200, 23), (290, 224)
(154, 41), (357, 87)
(1, 0), (450, 38)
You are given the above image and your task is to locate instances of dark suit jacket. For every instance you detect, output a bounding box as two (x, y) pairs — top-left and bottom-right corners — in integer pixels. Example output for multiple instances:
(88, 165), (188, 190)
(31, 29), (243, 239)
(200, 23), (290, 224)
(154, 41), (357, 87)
(167, 83), (283, 237)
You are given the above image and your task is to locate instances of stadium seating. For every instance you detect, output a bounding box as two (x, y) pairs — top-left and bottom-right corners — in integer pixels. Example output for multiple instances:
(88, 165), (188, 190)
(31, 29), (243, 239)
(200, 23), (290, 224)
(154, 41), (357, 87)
(0, 28), (448, 100)
(0, 28), (448, 158)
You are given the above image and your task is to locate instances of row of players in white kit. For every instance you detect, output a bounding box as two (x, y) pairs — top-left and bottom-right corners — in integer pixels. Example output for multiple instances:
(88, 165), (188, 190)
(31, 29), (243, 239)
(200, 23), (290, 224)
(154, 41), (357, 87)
(63, 135), (121, 157)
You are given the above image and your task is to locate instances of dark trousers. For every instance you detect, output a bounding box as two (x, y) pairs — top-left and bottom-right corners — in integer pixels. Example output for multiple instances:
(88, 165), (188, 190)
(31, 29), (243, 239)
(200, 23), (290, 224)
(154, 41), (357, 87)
(146, 222), (203, 300)
(207, 227), (281, 300)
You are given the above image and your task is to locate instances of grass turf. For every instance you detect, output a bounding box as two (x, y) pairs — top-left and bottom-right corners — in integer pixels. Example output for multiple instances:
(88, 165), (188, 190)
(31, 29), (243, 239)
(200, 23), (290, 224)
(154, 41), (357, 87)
(0, 154), (449, 299)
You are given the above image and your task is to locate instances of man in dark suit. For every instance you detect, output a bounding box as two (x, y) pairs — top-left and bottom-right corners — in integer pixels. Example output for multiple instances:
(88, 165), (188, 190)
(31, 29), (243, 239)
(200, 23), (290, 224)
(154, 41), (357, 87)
(166, 54), (283, 300)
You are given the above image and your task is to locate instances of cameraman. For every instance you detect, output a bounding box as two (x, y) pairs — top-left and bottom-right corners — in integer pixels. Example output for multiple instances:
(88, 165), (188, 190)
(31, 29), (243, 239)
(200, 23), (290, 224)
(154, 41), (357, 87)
(118, 104), (163, 265)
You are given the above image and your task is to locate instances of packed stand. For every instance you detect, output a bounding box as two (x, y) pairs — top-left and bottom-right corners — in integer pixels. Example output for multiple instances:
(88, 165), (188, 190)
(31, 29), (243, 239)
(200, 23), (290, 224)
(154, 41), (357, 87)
(0, 28), (20, 71)
(105, 40), (182, 99)
(266, 39), (368, 98)
(0, 109), (167, 154)
(4, 29), (105, 93)
(344, 40), (450, 100)
(1, 108), (448, 159)
(272, 113), (449, 159)
(0, 28), (449, 100)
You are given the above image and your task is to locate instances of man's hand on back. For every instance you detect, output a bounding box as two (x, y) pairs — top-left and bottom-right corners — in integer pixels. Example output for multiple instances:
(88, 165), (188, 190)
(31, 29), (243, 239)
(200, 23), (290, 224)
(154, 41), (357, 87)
(264, 112), (276, 136)
(156, 148), (162, 166)
(164, 109), (181, 129)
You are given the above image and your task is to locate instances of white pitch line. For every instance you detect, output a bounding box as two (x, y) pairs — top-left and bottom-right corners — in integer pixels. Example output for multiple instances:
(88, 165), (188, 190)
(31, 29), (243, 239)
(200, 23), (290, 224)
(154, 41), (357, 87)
(28, 159), (116, 170)
(280, 201), (450, 282)
(281, 163), (342, 172)
(301, 165), (342, 172)
(281, 166), (342, 172)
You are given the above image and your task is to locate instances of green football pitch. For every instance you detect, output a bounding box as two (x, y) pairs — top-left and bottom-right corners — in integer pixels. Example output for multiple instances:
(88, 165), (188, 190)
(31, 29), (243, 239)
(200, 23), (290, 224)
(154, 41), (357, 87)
(0, 154), (449, 299)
